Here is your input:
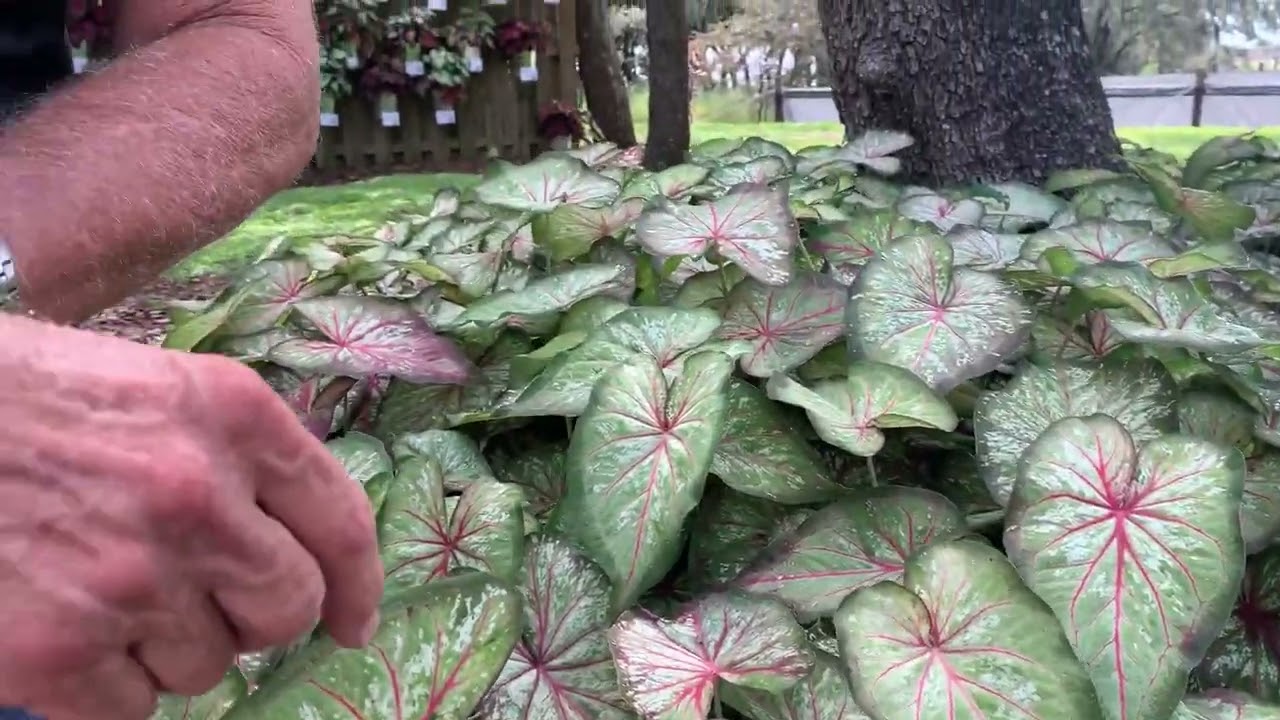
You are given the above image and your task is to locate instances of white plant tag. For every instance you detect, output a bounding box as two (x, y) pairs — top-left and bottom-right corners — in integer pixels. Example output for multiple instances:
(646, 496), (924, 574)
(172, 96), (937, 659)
(435, 107), (457, 125)
(427, 0), (447, 9)
(72, 55), (88, 74)
(465, 46), (484, 73)
(519, 65), (538, 82)
(320, 112), (341, 127)
(405, 59), (425, 76)
(380, 111), (401, 127)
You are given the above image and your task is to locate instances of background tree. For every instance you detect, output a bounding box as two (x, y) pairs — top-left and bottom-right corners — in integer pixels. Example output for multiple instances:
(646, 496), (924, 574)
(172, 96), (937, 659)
(644, 0), (691, 169)
(577, 0), (637, 146)
(819, 0), (1123, 184)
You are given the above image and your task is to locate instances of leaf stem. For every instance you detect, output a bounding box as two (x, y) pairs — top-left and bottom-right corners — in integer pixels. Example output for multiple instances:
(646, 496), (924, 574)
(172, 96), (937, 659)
(866, 455), (879, 486)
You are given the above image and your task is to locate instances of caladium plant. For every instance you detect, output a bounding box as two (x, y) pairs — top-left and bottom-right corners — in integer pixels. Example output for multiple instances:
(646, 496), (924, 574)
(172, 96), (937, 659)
(161, 129), (1280, 720)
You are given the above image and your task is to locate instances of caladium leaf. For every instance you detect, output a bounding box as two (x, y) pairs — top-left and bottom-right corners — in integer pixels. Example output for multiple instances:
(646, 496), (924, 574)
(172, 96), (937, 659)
(1030, 310), (1125, 363)
(634, 183), (799, 286)
(945, 225), (1026, 271)
(804, 209), (934, 285)
(1019, 220), (1176, 274)
(607, 592), (815, 720)
(221, 573), (521, 720)
(710, 379), (841, 504)
(150, 670), (245, 720)
(976, 180), (1069, 231)
(392, 429), (495, 492)
(686, 482), (812, 589)
(1072, 262), (1276, 353)
(1193, 547), (1280, 700)
(719, 650), (868, 720)
(269, 297), (474, 384)
(834, 539), (1104, 720)
(715, 272), (847, 377)
(475, 155), (620, 212)
(734, 487), (967, 622)
(557, 351), (733, 609)
(1182, 690), (1280, 720)
(459, 264), (630, 327)
(482, 536), (633, 719)
(379, 457), (525, 593)
(372, 363), (511, 441)
(621, 164), (710, 201)
(973, 359), (1179, 506)
(532, 200), (645, 261)
(846, 235), (1032, 393)
(1005, 414), (1246, 720)
(708, 157), (791, 187)
(765, 363), (958, 457)
(1133, 159), (1257, 242)
(798, 130), (914, 176)
(326, 431), (392, 487)
(897, 191), (985, 232)
(718, 137), (797, 170)
(507, 306), (723, 418)
(224, 259), (345, 336)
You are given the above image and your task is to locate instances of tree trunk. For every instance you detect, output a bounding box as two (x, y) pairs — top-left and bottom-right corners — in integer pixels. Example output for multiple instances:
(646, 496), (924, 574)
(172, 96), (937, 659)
(818, 0), (1123, 185)
(644, 0), (690, 170)
(576, 0), (637, 147)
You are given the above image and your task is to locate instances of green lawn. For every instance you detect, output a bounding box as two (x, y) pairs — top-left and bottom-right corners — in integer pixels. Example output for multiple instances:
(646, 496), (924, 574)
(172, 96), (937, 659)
(174, 123), (1280, 279)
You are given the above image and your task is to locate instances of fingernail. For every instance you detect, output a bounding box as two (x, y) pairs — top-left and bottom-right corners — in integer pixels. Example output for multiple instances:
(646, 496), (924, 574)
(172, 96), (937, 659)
(358, 611), (380, 646)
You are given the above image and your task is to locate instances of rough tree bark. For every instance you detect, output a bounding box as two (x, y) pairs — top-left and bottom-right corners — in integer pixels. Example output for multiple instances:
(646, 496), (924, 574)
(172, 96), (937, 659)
(818, 0), (1124, 184)
(576, 0), (637, 146)
(644, 0), (690, 170)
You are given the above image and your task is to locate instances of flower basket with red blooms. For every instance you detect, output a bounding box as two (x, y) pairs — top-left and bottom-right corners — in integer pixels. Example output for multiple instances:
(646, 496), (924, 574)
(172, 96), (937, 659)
(66, 0), (115, 65)
(493, 19), (544, 60)
(426, 48), (470, 110)
(538, 101), (586, 146)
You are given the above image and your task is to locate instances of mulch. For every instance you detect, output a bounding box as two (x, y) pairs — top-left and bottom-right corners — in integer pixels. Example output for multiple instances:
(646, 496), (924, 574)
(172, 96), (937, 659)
(77, 274), (230, 345)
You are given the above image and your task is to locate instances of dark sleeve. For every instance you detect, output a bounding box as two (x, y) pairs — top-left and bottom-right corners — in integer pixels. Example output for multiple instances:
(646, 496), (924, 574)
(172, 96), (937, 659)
(0, 3), (72, 121)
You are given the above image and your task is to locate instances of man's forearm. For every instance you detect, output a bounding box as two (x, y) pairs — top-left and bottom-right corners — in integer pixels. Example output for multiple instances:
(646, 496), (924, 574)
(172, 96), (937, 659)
(0, 9), (320, 324)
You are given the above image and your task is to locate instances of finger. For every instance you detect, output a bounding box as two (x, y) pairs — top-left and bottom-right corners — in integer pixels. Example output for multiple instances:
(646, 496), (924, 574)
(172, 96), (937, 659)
(132, 593), (236, 696)
(22, 653), (157, 720)
(181, 357), (382, 647)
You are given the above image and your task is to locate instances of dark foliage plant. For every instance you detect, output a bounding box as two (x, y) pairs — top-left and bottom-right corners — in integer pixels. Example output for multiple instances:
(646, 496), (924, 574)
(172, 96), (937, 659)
(156, 130), (1280, 720)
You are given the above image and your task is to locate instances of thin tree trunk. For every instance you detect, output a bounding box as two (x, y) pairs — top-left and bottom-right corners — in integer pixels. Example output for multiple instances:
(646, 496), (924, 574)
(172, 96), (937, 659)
(818, 0), (1123, 184)
(644, 0), (690, 170)
(576, 0), (637, 147)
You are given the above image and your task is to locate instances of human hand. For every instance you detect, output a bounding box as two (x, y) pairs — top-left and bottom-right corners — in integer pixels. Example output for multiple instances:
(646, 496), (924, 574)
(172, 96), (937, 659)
(0, 316), (383, 720)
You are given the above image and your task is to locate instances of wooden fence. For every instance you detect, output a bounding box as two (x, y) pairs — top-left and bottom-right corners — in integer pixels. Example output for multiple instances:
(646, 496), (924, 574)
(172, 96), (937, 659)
(308, 0), (578, 181)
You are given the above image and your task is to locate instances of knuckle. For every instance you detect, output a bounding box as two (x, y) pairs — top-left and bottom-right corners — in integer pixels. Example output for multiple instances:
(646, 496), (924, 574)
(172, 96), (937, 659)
(238, 570), (324, 651)
(137, 447), (219, 525)
(86, 546), (163, 609)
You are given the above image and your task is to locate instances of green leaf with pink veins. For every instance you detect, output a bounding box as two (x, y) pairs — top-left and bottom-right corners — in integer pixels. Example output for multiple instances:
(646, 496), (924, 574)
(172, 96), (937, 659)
(150, 670), (246, 720)
(221, 573), (522, 720)
(634, 183), (799, 286)
(1005, 414), (1246, 720)
(718, 650), (870, 720)
(482, 536), (635, 720)
(714, 271), (848, 378)
(765, 362), (958, 457)
(607, 592), (815, 720)
(1179, 690), (1280, 720)
(556, 350), (734, 610)
(834, 539), (1104, 720)
(846, 235), (1032, 394)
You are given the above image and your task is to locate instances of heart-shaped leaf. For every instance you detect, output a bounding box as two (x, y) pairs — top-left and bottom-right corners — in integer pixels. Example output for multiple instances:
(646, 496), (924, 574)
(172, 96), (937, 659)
(458, 264), (630, 327)
(621, 164), (710, 201)
(1133, 159), (1257, 242)
(797, 130), (913, 176)
(834, 539), (1104, 719)
(532, 200), (646, 261)
(976, 181), (1069, 231)
(1005, 414), (1246, 720)
(765, 362), (958, 457)
(557, 350), (733, 609)
(224, 259), (345, 336)
(1020, 220), (1176, 273)
(805, 209), (934, 284)
(507, 306), (723, 418)
(1030, 310), (1125, 363)
(946, 226), (1026, 271)
(635, 183), (799, 286)
(710, 379), (842, 504)
(487, 438), (568, 517)
(686, 482), (812, 589)
(327, 431), (393, 487)
(734, 487), (967, 622)
(1193, 547), (1280, 701)
(476, 155), (620, 212)
(897, 191), (985, 232)
(973, 359), (1179, 506)
(482, 536), (633, 719)
(607, 592), (815, 720)
(719, 650), (869, 720)
(392, 429), (495, 492)
(846, 235), (1032, 393)
(1072, 262), (1276, 353)
(221, 573), (521, 720)
(1181, 690), (1280, 720)
(151, 670), (245, 720)
(269, 297), (474, 384)
(379, 457), (525, 593)
(715, 272), (847, 377)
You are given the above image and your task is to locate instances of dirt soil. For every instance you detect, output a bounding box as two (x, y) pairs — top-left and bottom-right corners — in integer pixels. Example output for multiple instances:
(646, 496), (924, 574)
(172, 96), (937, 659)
(77, 275), (230, 345)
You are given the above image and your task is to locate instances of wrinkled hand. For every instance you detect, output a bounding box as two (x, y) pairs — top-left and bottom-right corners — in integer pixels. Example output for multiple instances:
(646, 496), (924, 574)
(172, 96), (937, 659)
(0, 316), (383, 720)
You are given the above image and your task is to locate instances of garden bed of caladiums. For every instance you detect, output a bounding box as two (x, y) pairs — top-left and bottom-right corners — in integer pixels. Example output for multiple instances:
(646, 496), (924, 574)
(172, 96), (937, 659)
(157, 130), (1280, 720)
